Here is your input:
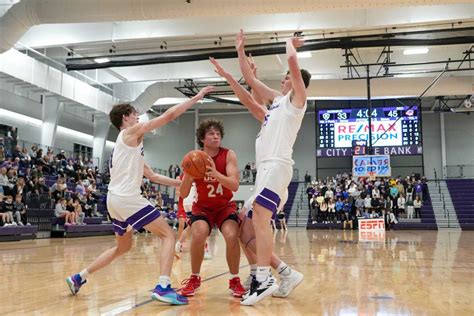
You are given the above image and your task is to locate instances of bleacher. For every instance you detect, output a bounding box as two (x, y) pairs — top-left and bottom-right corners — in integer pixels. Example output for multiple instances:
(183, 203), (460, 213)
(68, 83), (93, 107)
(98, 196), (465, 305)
(446, 179), (474, 230)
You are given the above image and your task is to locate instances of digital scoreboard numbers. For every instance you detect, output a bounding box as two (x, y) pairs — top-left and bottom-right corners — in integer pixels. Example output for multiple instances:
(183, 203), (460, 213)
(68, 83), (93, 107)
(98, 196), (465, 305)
(317, 106), (422, 157)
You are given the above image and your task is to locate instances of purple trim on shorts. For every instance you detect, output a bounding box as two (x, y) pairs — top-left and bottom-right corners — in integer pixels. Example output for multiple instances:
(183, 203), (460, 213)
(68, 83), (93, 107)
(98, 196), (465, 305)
(246, 209), (253, 219)
(255, 188), (281, 214)
(112, 219), (128, 236)
(126, 205), (161, 230)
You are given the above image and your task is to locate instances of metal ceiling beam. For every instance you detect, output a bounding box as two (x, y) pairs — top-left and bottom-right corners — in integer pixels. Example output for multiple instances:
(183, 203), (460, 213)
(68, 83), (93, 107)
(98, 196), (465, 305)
(65, 27), (474, 71)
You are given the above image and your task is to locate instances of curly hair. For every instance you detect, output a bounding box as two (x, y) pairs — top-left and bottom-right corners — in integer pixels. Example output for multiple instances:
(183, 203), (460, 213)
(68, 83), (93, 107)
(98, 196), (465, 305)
(196, 119), (225, 148)
(109, 103), (137, 130)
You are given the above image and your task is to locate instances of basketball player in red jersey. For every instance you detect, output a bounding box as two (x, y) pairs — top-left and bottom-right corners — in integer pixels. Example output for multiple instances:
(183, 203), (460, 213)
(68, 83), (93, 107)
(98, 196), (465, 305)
(179, 119), (246, 298)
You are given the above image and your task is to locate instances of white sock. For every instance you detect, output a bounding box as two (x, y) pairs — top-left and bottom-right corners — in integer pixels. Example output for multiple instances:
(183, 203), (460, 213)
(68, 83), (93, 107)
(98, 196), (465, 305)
(256, 266), (270, 283)
(79, 269), (89, 280)
(158, 275), (171, 288)
(229, 273), (239, 280)
(250, 264), (257, 276)
(276, 262), (291, 276)
(192, 273), (200, 277)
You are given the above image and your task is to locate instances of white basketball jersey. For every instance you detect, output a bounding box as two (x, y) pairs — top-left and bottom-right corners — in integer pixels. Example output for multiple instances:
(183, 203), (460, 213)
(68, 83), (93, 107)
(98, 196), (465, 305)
(108, 130), (144, 197)
(255, 92), (306, 166)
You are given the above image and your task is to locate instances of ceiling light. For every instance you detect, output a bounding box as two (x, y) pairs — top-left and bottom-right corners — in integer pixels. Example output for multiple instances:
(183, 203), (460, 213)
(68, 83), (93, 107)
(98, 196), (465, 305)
(403, 48), (429, 55)
(297, 51), (312, 58)
(94, 57), (110, 64)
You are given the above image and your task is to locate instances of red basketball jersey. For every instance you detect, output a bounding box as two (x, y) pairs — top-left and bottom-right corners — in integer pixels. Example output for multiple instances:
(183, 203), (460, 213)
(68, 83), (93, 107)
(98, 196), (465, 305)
(194, 147), (233, 209)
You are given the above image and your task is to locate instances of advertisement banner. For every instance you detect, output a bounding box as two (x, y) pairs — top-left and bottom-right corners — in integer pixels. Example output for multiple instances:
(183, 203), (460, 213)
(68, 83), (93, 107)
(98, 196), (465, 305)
(352, 155), (391, 177)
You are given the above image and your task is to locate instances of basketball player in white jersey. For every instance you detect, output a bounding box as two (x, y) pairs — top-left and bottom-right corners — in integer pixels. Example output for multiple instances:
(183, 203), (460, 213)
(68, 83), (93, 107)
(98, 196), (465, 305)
(66, 86), (214, 305)
(210, 29), (310, 304)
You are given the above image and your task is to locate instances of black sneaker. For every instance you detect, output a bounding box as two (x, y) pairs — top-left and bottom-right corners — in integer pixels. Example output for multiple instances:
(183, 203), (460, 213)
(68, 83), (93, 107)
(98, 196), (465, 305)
(240, 275), (278, 305)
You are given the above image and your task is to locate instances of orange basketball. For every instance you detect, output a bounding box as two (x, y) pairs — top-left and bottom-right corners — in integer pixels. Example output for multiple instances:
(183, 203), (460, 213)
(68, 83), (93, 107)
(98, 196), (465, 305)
(181, 150), (211, 179)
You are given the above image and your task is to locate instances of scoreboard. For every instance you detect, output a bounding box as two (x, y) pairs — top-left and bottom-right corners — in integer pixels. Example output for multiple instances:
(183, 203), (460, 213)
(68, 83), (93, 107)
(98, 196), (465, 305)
(317, 106), (422, 157)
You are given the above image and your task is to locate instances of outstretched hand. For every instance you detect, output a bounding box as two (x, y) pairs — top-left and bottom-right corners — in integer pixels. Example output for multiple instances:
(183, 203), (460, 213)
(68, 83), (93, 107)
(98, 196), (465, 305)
(235, 28), (246, 51)
(247, 54), (257, 76)
(196, 86), (215, 99)
(209, 57), (228, 78)
(288, 37), (305, 49)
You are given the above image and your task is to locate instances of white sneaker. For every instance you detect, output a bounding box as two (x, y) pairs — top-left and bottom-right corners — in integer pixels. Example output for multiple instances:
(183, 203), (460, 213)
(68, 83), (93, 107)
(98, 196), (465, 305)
(243, 274), (254, 291)
(26, 223), (31, 226)
(240, 275), (278, 306)
(18, 222), (24, 226)
(272, 269), (304, 298)
(11, 222), (18, 226)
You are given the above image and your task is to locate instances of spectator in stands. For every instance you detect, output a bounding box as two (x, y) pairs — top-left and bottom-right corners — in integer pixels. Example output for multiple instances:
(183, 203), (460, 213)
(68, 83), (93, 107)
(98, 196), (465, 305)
(65, 160), (76, 178)
(13, 177), (27, 199)
(386, 209), (398, 230)
(29, 144), (38, 160)
(0, 196), (15, 226)
(406, 198), (414, 219)
(335, 197), (344, 223)
(55, 198), (76, 225)
(86, 169), (95, 185)
(34, 177), (50, 196)
(364, 194), (372, 214)
(304, 171), (311, 185)
(174, 164), (181, 179)
(406, 184), (414, 202)
(72, 197), (86, 225)
(421, 177), (429, 201)
(52, 178), (69, 202)
(243, 162), (251, 182)
(168, 164), (174, 178)
(319, 200), (328, 223)
(84, 192), (99, 217)
(250, 162), (257, 182)
(413, 195), (422, 219)
(342, 208), (353, 230)
(397, 195), (406, 218)
(414, 180), (423, 199)
(2, 195), (20, 226)
(372, 186), (380, 199)
(56, 149), (67, 161)
(75, 180), (86, 196)
(327, 198), (336, 223)
(30, 161), (43, 177)
(354, 196), (365, 213)
(0, 167), (13, 196)
(14, 194), (29, 225)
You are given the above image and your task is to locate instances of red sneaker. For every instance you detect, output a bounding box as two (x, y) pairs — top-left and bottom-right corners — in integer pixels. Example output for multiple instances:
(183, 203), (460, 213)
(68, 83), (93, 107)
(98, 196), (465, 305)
(180, 275), (201, 297)
(229, 277), (246, 298)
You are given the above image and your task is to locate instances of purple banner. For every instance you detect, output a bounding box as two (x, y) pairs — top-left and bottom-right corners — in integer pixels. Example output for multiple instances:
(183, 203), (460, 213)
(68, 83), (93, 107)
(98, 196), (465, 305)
(317, 146), (422, 157)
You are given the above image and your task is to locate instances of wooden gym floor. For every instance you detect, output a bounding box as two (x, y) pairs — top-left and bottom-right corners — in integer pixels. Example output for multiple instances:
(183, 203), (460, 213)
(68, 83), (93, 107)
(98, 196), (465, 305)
(0, 228), (472, 315)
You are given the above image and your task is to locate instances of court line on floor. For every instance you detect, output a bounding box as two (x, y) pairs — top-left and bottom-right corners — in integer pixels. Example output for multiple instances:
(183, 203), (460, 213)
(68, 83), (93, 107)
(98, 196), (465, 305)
(122, 264), (249, 313)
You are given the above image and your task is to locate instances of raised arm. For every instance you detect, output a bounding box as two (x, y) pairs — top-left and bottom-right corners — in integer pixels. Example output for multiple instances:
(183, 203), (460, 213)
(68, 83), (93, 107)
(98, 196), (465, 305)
(125, 86), (214, 140)
(236, 29), (280, 104)
(210, 57), (267, 122)
(143, 163), (181, 188)
(286, 37), (307, 108)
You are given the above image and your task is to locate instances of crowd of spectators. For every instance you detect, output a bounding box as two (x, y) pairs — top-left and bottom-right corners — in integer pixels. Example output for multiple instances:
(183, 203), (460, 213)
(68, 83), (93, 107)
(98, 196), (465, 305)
(1, 136), (102, 227)
(306, 172), (428, 229)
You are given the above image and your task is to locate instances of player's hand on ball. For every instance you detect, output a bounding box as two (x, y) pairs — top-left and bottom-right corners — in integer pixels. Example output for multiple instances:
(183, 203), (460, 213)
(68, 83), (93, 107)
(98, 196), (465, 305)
(205, 157), (218, 178)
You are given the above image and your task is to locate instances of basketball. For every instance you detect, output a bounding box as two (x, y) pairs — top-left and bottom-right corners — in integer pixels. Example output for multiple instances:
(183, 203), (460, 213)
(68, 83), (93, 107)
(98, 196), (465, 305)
(181, 150), (211, 179)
